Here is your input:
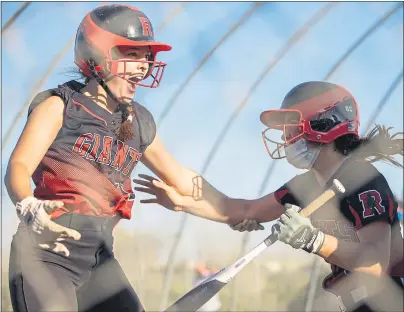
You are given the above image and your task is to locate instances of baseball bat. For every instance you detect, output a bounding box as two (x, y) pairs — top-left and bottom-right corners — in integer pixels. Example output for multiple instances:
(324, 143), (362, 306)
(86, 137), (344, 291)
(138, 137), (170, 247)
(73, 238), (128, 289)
(163, 179), (346, 312)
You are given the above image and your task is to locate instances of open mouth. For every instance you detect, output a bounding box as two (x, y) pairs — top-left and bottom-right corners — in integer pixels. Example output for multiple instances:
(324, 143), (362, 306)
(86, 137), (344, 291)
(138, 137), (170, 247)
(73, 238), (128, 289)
(127, 80), (137, 93)
(126, 75), (145, 92)
(129, 74), (145, 82)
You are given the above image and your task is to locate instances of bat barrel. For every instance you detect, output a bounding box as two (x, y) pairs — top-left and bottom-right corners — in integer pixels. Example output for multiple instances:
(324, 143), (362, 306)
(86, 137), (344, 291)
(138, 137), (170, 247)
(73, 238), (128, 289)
(164, 279), (227, 312)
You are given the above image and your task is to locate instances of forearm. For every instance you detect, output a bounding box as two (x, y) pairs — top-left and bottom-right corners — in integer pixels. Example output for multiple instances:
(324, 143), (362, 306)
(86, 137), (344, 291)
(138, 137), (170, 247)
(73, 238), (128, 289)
(4, 162), (34, 205)
(178, 193), (283, 224)
(317, 234), (388, 276)
(173, 168), (241, 221)
(173, 167), (225, 199)
(175, 169), (283, 224)
(179, 195), (249, 224)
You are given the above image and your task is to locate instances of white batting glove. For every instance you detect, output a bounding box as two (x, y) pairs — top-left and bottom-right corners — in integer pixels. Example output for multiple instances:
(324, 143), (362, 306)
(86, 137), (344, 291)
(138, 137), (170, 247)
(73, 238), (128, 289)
(276, 204), (325, 254)
(16, 197), (81, 257)
(229, 219), (264, 232)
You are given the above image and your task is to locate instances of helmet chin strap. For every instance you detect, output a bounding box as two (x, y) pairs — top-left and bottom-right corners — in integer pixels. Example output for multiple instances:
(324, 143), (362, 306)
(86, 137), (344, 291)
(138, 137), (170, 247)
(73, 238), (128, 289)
(88, 60), (124, 113)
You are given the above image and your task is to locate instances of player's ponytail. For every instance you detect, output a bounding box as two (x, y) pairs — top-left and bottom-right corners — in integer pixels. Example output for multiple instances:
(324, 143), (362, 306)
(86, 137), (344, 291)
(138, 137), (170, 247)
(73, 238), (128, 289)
(334, 124), (403, 168)
(115, 104), (135, 142)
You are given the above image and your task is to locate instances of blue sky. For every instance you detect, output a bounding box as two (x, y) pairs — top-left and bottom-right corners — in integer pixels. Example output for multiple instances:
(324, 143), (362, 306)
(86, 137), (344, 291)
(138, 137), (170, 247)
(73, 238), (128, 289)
(2, 2), (403, 262)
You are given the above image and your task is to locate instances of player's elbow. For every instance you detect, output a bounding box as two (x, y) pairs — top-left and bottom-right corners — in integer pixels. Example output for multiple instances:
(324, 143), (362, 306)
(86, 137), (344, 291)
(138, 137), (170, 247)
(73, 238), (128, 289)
(374, 256), (390, 276)
(4, 160), (18, 191)
(354, 263), (386, 277)
(354, 244), (390, 276)
(4, 162), (19, 204)
(4, 160), (31, 186)
(4, 165), (11, 192)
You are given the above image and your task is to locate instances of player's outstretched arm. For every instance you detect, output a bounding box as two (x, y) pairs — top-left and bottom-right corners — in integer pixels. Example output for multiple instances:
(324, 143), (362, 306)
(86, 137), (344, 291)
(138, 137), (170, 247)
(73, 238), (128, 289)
(134, 172), (284, 225)
(134, 173), (243, 223)
(137, 133), (285, 224)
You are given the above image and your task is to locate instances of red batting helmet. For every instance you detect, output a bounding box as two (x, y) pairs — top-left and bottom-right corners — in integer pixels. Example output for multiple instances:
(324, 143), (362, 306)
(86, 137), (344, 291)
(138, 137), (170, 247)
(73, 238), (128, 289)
(74, 4), (172, 88)
(260, 81), (360, 159)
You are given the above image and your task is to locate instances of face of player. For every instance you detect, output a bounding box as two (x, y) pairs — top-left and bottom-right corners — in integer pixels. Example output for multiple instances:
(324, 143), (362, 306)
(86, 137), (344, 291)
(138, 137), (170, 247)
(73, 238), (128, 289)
(106, 46), (152, 104)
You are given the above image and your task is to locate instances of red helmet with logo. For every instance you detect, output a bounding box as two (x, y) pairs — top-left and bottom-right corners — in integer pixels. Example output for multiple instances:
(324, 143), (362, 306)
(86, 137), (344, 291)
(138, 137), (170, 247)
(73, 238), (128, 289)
(74, 4), (172, 88)
(260, 81), (360, 159)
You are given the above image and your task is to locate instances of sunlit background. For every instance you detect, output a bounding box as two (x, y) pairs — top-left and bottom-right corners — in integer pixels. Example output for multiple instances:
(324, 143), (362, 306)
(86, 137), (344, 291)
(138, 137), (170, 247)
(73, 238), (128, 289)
(2, 2), (403, 311)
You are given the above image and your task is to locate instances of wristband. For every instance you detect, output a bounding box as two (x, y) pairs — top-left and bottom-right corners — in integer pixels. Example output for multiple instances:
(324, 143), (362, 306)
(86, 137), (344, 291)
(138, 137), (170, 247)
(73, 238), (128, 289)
(304, 228), (325, 254)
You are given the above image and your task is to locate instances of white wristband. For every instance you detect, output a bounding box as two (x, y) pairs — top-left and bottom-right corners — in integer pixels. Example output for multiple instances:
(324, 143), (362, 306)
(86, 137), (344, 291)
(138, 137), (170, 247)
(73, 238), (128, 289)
(312, 231), (325, 254)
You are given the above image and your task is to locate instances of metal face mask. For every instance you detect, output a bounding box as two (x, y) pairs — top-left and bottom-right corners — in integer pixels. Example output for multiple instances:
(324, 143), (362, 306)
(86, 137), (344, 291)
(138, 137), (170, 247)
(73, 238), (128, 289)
(261, 97), (359, 160)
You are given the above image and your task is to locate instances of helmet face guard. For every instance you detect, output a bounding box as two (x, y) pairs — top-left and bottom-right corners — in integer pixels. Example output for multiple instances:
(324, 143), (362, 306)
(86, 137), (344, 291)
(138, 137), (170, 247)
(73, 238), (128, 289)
(76, 52), (167, 89)
(261, 97), (360, 160)
(106, 58), (166, 88)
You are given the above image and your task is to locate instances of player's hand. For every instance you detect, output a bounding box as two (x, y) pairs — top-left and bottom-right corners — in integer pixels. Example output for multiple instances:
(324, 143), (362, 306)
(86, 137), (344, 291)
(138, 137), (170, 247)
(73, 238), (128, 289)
(16, 197), (81, 257)
(276, 203), (325, 254)
(229, 219), (264, 232)
(133, 174), (184, 212)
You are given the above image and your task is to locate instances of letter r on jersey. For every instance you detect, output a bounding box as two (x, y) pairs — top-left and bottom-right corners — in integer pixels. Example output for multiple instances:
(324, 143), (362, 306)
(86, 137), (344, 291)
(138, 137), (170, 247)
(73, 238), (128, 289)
(358, 190), (385, 218)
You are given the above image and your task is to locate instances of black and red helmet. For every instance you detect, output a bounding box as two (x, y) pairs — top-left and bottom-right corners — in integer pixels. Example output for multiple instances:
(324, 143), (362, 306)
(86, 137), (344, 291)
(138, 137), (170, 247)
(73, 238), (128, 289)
(74, 4), (172, 88)
(260, 81), (361, 159)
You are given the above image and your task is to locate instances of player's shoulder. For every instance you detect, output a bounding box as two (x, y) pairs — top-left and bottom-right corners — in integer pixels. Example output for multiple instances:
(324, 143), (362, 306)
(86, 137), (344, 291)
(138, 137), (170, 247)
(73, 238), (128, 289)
(37, 95), (65, 108)
(338, 159), (390, 198)
(338, 159), (397, 228)
(28, 80), (82, 117)
(131, 101), (157, 147)
(28, 93), (66, 118)
(274, 170), (315, 206)
(288, 170), (315, 187)
(284, 170), (315, 195)
(132, 101), (154, 121)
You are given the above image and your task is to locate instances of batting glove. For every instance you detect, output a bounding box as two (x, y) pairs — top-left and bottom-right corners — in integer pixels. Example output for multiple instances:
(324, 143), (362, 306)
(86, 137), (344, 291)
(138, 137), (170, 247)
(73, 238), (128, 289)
(276, 203), (325, 254)
(229, 219), (264, 232)
(16, 197), (81, 257)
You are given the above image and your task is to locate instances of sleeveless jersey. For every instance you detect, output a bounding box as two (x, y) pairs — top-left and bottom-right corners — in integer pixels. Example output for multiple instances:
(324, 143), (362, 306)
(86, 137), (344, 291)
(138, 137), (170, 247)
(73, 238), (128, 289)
(27, 80), (156, 220)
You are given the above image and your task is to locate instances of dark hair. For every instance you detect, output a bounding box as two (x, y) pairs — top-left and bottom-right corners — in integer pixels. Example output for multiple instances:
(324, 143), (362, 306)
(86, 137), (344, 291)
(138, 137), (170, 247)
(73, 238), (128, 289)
(63, 66), (89, 83)
(63, 67), (134, 142)
(334, 124), (403, 168)
(115, 104), (134, 142)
